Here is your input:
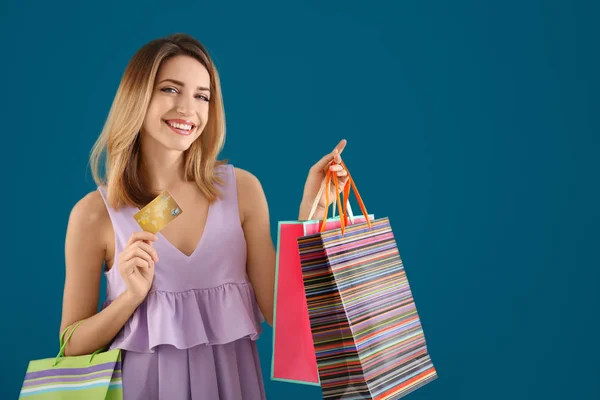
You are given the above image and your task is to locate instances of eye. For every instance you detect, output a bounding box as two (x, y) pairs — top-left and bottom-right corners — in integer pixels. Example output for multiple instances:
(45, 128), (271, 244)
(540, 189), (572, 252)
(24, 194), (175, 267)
(196, 94), (210, 102)
(161, 87), (178, 94)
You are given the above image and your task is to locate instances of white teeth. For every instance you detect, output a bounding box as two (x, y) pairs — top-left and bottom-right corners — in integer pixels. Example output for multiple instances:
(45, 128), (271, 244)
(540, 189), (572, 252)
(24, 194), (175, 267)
(166, 121), (193, 131)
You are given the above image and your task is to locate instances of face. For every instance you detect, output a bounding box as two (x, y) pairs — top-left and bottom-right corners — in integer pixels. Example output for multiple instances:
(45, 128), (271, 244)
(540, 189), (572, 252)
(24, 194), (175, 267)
(141, 55), (211, 152)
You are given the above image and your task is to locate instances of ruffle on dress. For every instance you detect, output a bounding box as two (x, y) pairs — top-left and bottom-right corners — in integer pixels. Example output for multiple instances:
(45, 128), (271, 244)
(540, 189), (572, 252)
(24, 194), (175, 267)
(102, 281), (264, 353)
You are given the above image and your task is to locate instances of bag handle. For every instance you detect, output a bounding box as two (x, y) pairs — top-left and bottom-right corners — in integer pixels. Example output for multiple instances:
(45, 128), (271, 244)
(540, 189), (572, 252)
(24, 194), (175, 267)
(53, 320), (105, 366)
(340, 161), (371, 230)
(59, 321), (80, 349)
(320, 161), (372, 234)
(320, 165), (347, 234)
(307, 176), (354, 222)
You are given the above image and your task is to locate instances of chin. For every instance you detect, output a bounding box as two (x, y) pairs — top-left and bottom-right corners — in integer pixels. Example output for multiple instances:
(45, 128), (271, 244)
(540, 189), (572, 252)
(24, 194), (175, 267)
(165, 137), (197, 152)
(160, 129), (202, 151)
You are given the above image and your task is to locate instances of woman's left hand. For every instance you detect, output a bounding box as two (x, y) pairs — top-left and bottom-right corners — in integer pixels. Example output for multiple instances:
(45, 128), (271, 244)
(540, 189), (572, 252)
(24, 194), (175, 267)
(298, 139), (350, 220)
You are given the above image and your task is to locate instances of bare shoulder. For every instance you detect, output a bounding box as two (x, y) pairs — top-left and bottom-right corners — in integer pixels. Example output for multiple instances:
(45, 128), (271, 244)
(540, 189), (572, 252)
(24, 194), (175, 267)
(67, 190), (112, 255)
(233, 167), (262, 191)
(69, 190), (109, 227)
(233, 167), (268, 223)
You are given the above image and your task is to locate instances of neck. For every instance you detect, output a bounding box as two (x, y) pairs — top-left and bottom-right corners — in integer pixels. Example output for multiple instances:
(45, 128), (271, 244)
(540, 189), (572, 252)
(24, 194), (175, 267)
(139, 138), (188, 192)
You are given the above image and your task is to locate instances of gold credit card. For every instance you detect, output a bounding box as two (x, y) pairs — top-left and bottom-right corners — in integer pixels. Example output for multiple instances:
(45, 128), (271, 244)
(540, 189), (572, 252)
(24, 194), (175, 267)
(133, 190), (183, 234)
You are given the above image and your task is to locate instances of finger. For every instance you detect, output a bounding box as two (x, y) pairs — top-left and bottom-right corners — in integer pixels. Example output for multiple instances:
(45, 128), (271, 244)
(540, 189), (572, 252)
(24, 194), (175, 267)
(123, 258), (149, 276)
(313, 152), (335, 173)
(329, 164), (344, 172)
(135, 241), (159, 262)
(333, 149), (342, 165)
(130, 247), (154, 266)
(329, 142), (345, 165)
(336, 169), (348, 177)
(132, 257), (150, 269)
(128, 231), (158, 246)
(312, 139), (348, 172)
(334, 139), (347, 156)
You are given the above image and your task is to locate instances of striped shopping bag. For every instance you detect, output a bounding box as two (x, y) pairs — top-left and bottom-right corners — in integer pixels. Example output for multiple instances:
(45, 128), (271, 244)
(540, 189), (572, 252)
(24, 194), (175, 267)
(19, 320), (122, 399)
(297, 163), (437, 399)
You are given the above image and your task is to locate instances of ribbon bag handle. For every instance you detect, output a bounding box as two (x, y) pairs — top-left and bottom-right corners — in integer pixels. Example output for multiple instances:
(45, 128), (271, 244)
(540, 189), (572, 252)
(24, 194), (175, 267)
(307, 161), (371, 235)
(339, 161), (371, 231)
(319, 165), (347, 234)
(307, 171), (354, 223)
(332, 161), (372, 233)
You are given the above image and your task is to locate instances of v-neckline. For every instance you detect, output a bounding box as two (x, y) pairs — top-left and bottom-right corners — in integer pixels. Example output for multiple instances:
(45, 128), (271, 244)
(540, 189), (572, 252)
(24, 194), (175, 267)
(135, 198), (214, 260)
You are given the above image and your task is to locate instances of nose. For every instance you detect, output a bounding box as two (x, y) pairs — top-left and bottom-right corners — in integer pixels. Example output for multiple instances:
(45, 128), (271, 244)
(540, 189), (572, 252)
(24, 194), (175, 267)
(176, 106), (189, 115)
(175, 94), (194, 115)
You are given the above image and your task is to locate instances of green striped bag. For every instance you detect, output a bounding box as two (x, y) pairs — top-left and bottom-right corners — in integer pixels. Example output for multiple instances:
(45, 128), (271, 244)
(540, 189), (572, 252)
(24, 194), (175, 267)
(298, 163), (438, 399)
(19, 320), (123, 399)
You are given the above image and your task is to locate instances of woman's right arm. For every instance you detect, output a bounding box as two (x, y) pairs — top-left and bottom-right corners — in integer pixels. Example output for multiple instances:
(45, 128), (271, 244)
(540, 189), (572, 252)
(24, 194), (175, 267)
(59, 192), (150, 357)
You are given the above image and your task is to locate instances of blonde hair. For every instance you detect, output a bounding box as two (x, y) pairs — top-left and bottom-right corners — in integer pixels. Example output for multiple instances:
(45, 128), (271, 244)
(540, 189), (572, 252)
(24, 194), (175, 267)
(90, 33), (227, 209)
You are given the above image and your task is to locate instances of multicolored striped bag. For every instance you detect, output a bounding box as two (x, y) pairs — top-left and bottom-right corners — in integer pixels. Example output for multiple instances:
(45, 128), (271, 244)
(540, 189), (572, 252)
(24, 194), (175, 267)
(298, 162), (438, 399)
(19, 320), (123, 399)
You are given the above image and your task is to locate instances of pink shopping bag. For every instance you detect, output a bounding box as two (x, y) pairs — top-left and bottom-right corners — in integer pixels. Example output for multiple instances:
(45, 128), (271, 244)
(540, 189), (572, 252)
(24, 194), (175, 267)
(271, 204), (373, 385)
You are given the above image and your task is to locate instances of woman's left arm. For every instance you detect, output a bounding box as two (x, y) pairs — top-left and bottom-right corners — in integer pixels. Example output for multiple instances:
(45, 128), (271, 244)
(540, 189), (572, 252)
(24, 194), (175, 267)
(236, 168), (276, 326)
(235, 140), (348, 327)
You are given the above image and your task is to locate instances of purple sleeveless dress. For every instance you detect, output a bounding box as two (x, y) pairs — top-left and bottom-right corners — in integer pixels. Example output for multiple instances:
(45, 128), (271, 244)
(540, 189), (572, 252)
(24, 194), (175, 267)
(97, 164), (267, 400)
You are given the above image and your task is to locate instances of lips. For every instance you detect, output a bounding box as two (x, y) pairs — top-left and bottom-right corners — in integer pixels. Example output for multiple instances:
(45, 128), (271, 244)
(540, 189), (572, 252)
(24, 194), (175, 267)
(163, 119), (196, 136)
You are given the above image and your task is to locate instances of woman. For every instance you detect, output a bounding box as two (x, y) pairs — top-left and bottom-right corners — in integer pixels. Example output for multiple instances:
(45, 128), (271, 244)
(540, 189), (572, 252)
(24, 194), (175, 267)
(59, 33), (349, 399)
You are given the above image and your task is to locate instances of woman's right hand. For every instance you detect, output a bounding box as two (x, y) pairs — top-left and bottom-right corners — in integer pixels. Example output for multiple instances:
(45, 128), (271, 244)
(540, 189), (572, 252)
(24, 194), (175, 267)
(117, 231), (159, 304)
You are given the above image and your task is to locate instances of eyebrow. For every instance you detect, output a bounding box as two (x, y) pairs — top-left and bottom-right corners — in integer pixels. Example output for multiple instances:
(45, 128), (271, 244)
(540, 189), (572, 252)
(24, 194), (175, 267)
(158, 78), (210, 92)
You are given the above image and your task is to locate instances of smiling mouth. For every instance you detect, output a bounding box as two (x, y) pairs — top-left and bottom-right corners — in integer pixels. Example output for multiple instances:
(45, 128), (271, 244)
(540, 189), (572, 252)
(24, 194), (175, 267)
(163, 120), (196, 136)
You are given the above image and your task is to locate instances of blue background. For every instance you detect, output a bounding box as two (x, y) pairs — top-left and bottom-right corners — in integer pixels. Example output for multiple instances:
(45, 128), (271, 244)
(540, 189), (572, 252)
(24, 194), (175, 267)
(1, 0), (598, 399)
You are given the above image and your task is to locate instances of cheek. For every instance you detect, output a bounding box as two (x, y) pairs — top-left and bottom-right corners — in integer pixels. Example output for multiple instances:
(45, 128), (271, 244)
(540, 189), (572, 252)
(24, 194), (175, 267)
(141, 115), (157, 136)
(143, 101), (167, 129)
(199, 105), (210, 126)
